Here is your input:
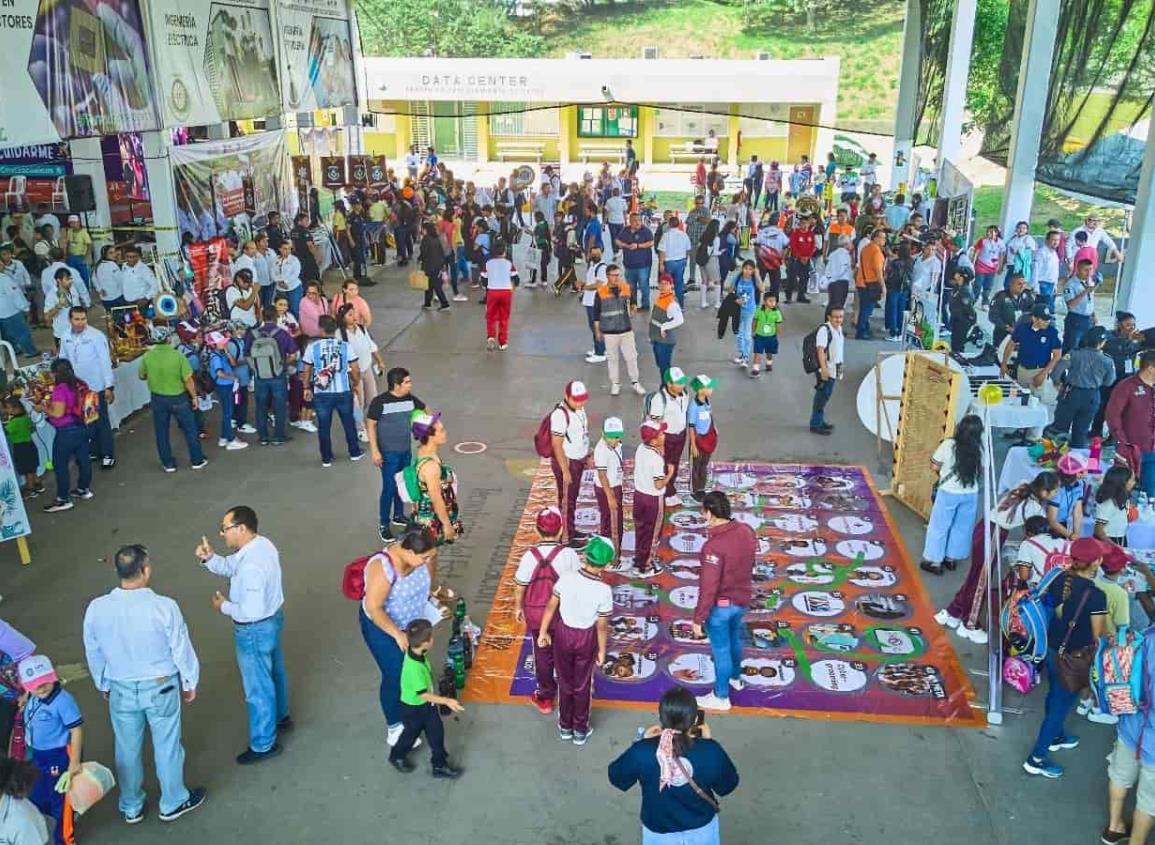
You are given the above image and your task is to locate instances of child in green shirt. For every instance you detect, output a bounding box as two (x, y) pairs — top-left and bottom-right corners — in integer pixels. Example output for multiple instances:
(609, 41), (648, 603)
(3, 397), (43, 497)
(750, 291), (783, 377)
(388, 619), (463, 779)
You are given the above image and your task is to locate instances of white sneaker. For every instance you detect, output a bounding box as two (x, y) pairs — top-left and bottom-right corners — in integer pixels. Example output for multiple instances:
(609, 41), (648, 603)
(499, 343), (509, 351)
(453, 294), (468, 302)
(665, 495), (682, 508)
(732, 356), (744, 365)
(885, 335), (902, 343)
(586, 354), (607, 363)
(729, 677), (747, 692)
(357, 429), (368, 442)
(695, 692), (732, 712)
(632, 382), (646, 395)
(290, 420), (306, 430)
(934, 609), (961, 628)
(1077, 698), (1093, 716)
(610, 384), (621, 396)
(225, 440), (249, 451)
(1087, 708), (1119, 725)
(237, 424), (257, 435)
(386, 723), (423, 749)
(217, 438), (229, 447)
(957, 625), (987, 644)
(299, 420), (317, 433)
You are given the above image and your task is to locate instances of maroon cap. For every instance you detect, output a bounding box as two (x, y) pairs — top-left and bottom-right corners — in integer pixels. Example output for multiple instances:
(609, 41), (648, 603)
(1070, 537), (1111, 565)
(1100, 543), (1134, 575)
(535, 507), (563, 536)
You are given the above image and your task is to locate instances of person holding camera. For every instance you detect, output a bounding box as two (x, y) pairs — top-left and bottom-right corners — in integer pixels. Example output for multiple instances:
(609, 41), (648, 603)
(608, 685), (738, 845)
(1062, 258), (1098, 353)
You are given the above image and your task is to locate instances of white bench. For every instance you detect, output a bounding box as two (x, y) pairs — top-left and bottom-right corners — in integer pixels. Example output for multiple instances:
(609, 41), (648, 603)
(579, 145), (625, 163)
(495, 141), (545, 162)
(669, 142), (707, 162)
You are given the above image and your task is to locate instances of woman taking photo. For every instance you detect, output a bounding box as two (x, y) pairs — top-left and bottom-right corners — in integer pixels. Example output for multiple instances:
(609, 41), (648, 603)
(359, 527), (438, 748)
(609, 685), (739, 845)
(39, 359), (94, 513)
(1023, 537), (1108, 779)
(417, 222), (449, 310)
(410, 412), (463, 600)
(920, 415), (983, 576)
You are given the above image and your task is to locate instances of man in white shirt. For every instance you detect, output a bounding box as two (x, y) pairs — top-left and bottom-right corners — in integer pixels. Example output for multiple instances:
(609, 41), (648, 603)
(120, 245), (159, 303)
(59, 306), (117, 468)
(250, 233), (276, 308)
(550, 381), (591, 545)
(633, 420), (674, 573)
(1032, 229), (1062, 306)
(534, 182), (559, 235)
(195, 505), (290, 765)
(645, 367), (690, 507)
(810, 305), (846, 435)
(860, 153), (879, 189)
(225, 270), (260, 328)
(657, 218), (692, 307)
(910, 240), (944, 302)
(404, 145), (420, 180)
(82, 544), (206, 824)
(1068, 214), (1124, 265)
(0, 243), (37, 356)
(603, 188), (628, 260)
(39, 248), (85, 299)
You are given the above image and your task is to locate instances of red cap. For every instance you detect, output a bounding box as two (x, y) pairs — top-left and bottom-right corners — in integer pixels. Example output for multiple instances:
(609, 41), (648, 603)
(640, 420), (667, 443)
(1101, 543), (1134, 575)
(565, 380), (589, 403)
(1070, 537), (1111, 566)
(535, 507), (563, 536)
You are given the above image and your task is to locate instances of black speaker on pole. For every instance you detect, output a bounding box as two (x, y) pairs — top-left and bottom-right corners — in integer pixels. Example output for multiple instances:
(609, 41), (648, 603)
(63, 175), (96, 212)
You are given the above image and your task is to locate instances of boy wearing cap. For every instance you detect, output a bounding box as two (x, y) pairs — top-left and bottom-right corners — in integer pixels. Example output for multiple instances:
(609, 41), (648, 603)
(208, 331), (249, 451)
(634, 421), (673, 573)
(646, 367), (690, 507)
(513, 507), (582, 715)
(19, 655), (83, 845)
(593, 417), (625, 550)
(550, 382), (591, 544)
(687, 376), (717, 501)
(537, 536), (614, 746)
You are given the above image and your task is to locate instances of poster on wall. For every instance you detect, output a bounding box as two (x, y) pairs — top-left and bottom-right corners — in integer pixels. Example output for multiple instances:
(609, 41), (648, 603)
(144, 0), (280, 128)
(0, 433), (31, 543)
(171, 130), (288, 244)
(275, 0), (357, 112)
(0, 144), (72, 211)
(0, 0), (158, 147)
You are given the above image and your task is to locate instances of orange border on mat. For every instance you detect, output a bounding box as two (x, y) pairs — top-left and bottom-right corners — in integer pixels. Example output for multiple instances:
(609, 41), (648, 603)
(463, 460), (984, 728)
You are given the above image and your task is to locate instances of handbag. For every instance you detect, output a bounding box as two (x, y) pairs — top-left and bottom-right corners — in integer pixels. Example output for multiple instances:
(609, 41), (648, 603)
(672, 754), (720, 812)
(1056, 582), (1094, 692)
(696, 424), (719, 455)
(408, 269), (429, 291)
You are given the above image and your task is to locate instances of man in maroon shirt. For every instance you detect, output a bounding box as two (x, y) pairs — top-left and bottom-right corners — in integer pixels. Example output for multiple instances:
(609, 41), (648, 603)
(1106, 350), (1155, 497)
(692, 491), (756, 712)
(786, 215), (816, 304)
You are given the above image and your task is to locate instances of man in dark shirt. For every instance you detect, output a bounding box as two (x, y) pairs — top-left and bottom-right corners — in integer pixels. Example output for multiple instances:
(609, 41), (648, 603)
(366, 367), (425, 541)
(615, 213), (655, 310)
(290, 213), (320, 281)
(988, 273), (1035, 351)
(265, 212), (286, 252)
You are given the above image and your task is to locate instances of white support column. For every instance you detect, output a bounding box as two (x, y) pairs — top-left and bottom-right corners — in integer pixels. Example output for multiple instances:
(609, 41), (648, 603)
(999, 0), (1060, 235)
(1120, 132), (1155, 327)
(140, 131), (181, 257)
(938, 0), (978, 167)
(66, 138), (113, 245)
(891, 0), (922, 190)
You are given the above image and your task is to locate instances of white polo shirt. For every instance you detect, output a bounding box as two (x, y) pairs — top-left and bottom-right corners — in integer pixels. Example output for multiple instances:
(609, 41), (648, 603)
(552, 569), (613, 629)
(550, 404), (589, 460)
(226, 286), (258, 327)
(121, 262), (159, 301)
(648, 388), (689, 435)
(513, 542), (582, 585)
(481, 257), (518, 290)
(633, 443), (667, 497)
(657, 228), (692, 262)
(593, 437), (624, 489)
(583, 261), (607, 307)
(815, 321), (845, 368)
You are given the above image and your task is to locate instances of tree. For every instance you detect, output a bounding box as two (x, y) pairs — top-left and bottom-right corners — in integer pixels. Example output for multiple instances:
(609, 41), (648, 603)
(356, 0), (544, 57)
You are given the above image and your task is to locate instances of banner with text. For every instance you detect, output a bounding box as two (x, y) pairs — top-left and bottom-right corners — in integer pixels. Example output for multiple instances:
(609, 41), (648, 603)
(275, 0), (357, 113)
(0, 0), (158, 147)
(144, 0), (281, 128)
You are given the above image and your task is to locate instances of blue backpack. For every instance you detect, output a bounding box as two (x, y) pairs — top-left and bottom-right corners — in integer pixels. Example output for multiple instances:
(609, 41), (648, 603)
(1000, 567), (1064, 664)
(1093, 625), (1148, 716)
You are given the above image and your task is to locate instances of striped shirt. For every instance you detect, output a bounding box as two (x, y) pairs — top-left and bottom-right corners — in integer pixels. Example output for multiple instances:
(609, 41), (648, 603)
(303, 336), (358, 394)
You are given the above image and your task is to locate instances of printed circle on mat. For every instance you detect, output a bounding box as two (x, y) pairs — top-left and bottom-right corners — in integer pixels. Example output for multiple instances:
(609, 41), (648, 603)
(670, 510), (709, 531)
(740, 657), (796, 688)
(669, 585), (700, 610)
(613, 584), (660, 610)
(762, 493), (812, 510)
(807, 623), (860, 653)
(607, 556), (663, 580)
(786, 561), (836, 585)
(732, 511), (764, 531)
(726, 491), (757, 510)
(667, 557), (702, 581)
(816, 492), (870, 512)
(849, 565), (898, 588)
(828, 515), (874, 535)
(669, 532), (707, 555)
(877, 663), (945, 698)
(757, 536), (773, 556)
(575, 507), (601, 530)
(770, 514), (819, 534)
(750, 587), (787, 613)
(753, 475), (806, 494)
(609, 615), (659, 642)
(782, 538), (827, 558)
(869, 627), (922, 656)
(713, 471), (758, 489)
(791, 591), (846, 617)
(665, 652), (716, 687)
(809, 473), (856, 491)
(810, 659), (869, 693)
(855, 594), (911, 620)
(835, 539), (886, 561)
(670, 620), (704, 644)
(749, 624), (789, 650)
(752, 561), (779, 583)
(601, 651), (658, 682)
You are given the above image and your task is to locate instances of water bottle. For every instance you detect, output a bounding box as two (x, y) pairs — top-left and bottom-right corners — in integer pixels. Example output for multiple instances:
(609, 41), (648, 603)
(634, 726), (646, 743)
(438, 661), (456, 715)
(462, 630), (474, 669)
(448, 633), (466, 689)
(454, 597), (467, 623)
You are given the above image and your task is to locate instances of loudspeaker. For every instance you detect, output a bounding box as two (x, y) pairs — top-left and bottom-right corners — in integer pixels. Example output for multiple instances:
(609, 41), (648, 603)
(64, 175), (96, 213)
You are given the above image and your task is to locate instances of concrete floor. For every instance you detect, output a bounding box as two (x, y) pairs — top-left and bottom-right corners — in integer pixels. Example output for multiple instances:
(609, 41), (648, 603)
(4, 260), (1115, 845)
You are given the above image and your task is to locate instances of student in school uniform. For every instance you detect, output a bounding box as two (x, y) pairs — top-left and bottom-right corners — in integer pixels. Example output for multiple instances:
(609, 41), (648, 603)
(513, 507), (582, 715)
(480, 242), (518, 351)
(19, 655), (83, 845)
(593, 417), (626, 551)
(634, 420), (674, 574)
(536, 535), (615, 747)
(645, 367), (690, 507)
(549, 380), (591, 545)
(387, 619), (463, 779)
(687, 375), (718, 502)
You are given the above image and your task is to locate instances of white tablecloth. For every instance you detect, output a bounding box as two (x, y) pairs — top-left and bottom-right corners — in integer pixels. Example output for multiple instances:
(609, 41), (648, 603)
(969, 398), (1050, 431)
(998, 446), (1096, 495)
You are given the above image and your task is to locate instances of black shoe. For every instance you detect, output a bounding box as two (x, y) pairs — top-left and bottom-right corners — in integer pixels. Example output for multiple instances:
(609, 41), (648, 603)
(431, 763), (462, 779)
(236, 744), (282, 765)
(943, 558), (959, 572)
(389, 757), (415, 774)
(276, 716), (294, 733)
(360, 279), (378, 287)
(124, 807), (145, 825)
(797, 297), (812, 304)
(920, 560), (944, 575)
(158, 788), (206, 822)
(810, 426), (831, 436)
(378, 525), (393, 543)
(391, 517), (409, 529)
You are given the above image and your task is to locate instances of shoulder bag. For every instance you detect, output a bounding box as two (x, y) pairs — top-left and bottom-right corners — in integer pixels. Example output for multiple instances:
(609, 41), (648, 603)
(672, 753), (720, 812)
(1056, 579), (1094, 693)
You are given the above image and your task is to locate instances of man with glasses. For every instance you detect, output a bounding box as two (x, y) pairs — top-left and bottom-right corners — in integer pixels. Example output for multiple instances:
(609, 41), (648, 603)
(82, 544), (206, 824)
(592, 265), (646, 397)
(195, 506), (290, 766)
(615, 213), (655, 310)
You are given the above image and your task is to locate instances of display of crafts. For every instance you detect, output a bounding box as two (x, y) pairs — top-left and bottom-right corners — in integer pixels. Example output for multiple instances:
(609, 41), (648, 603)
(1027, 438), (1069, 468)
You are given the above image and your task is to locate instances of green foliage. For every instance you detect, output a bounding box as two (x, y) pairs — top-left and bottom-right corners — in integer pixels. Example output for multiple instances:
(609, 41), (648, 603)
(965, 0), (1009, 130)
(357, 0), (544, 58)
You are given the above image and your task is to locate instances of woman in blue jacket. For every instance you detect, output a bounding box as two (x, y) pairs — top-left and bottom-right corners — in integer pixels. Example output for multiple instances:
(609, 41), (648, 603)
(609, 686), (738, 844)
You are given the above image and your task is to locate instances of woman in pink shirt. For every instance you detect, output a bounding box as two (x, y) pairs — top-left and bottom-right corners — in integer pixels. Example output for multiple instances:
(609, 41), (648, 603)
(329, 279), (372, 327)
(298, 280), (329, 338)
(970, 225), (1006, 305)
(39, 359), (94, 512)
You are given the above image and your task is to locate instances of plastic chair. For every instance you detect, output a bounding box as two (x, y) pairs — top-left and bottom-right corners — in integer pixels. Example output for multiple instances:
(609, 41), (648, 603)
(4, 176), (26, 209)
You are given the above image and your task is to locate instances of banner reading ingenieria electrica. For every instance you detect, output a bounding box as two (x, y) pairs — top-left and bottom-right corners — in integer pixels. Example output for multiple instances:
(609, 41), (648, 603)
(275, 0), (357, 113)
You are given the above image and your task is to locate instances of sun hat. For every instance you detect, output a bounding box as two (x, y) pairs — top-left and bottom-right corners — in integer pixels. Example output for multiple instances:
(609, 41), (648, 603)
(1069, 536), (1110, 565)
(1056, 453), (1087, 475)
(690, 375), (716, 392)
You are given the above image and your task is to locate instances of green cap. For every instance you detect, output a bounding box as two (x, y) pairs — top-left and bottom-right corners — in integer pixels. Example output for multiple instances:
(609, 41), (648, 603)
(584, 535), (616, 567)
(603, 416), (624, 437)
(0, 242), (13, 253)
(665, 366), (687, 386)
(690, 374), (716, 392)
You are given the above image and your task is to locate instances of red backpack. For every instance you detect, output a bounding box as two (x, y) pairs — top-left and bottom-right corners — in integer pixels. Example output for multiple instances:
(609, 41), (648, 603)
(523, 545), (564, 630)
(342, 552), (385, 600)
(533, 404), (568, 459)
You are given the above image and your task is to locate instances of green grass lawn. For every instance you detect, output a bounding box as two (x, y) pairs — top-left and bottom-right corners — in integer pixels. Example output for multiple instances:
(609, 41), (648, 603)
(971, 184), (1126, 233)
(534, 0), (904, 127)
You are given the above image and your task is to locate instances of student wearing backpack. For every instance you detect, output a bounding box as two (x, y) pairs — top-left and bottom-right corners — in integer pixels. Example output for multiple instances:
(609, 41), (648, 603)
(1014, 515), (1070, 587)
(635, 421), (674, 574)
(549, 381), (591, 545)
(593, 417), (625, 551)
(646, 368), (690, 507)
(513, 507), (582, 716)
(808, 305), (845, 435)
(919, 415), (983, 576)
(38, 359), (95, 512)
(247, 306), (296, 446)
(1104, 610), (1155, 845)
(1023, 537), (1109, 779)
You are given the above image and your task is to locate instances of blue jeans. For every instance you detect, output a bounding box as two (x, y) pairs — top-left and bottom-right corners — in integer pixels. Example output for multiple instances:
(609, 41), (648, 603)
(653, 342), (674, 381)
(626, 266), (652, 308)
(0, 311), (37, 355)
(643, 815), (720, 845)
(455, 245), (469, 286)
(1063, 312), (1092, 354)
(51, 423), (91, 501)
(856, 297), (877, 338)
(151, 393), (205, 469)
(975, 272), (996, 300)
(921, 490), (979, 562)
(736, 307), (754, 360)
(259, 285), (275, 309)
(216, 384), (236, 440)
(108, 677), (190, 817)
(102, 296), (128, 310)
(706, 605), (746, 699)
(1048, 386), (1099, 448)
(884, 289), (907, 337)
(810, 377), (835, 429)
(282, 286), (303, 319)
(313, 390), (361, 463)
(360, 608), (404, 728)
(585, 304), (606, 355)
(1141, 452), (1155, 498)
(254, 377), (288, 442)
(233, 609), (289, 753)
(379, 449), (411, 526)
(1029, 648), (1080, 762)
(89, 390), (114, 460)
(666, 258), (687, 307)
(1037, 281), (1055, 310)
(66, 254), (90, 288)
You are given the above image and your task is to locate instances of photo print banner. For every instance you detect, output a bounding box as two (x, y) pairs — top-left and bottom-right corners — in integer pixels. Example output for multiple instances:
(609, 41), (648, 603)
(275, 0), (357, 112)
(144, 0), (280, 128)
(0, 0), (158, 147)
(171, 130), (289, 244)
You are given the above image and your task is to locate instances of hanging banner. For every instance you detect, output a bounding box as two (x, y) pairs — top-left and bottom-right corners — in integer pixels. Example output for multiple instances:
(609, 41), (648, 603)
(171, 130), (288, 244)
(143, 0), (281, 128)
(319, 155), (346, 188)
(349, 155), (368, 188)
(368, 155), (387, 188)
(275, 0), (357, 113)
(0, 0), (158, 146)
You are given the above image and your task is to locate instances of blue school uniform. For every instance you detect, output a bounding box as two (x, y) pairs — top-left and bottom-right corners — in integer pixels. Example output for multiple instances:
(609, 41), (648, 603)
(26, 683), (83, 845)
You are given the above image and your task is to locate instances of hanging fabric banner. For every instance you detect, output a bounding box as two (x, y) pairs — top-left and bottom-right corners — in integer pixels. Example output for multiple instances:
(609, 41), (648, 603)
(0, 0), (158, 146)
(349, 155), (369, 188)
(368, 155), (387, 188)
(274, 0), (357, 113)
(319, 156), (346, 188)
(143, 0), (281, 128)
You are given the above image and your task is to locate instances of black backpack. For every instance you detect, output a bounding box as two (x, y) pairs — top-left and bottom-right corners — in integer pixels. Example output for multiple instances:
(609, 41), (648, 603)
(802, 323), (830, 374)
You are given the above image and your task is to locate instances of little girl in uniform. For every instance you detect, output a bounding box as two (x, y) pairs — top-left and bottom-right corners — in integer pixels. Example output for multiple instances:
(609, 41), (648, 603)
(3, 397), (43, 498)
(732, 260), (760, 367)
(1047, 453), (1088, 539)
(687, 376), (717, 502)
(1094, 465), (1135, 546)
(593, 417), (625, 551)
